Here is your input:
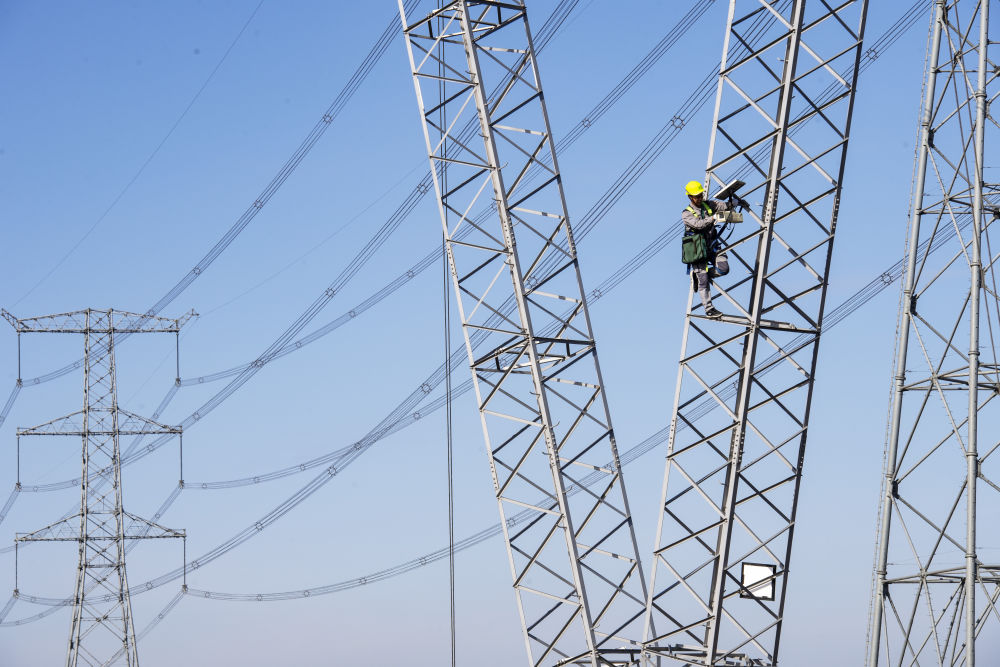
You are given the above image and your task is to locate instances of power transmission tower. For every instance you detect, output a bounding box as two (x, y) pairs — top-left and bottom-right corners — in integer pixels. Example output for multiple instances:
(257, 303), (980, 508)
(5, 309), (187, 667)
(868, 2), (998, 664)
(399, 2), (648, 665)
(642, 1), (868, 664)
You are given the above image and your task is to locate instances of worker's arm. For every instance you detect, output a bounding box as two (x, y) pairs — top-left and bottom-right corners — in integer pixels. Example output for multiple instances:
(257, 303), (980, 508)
(682, 199), (728, 232)
(682, 208), (714, 232)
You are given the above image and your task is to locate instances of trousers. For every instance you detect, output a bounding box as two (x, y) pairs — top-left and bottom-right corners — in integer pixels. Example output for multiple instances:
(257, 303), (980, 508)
(691, 253), (729, 310)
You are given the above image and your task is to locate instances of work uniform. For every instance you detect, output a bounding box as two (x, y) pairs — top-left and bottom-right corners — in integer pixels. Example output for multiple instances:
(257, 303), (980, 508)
(682, 198), (730, 312)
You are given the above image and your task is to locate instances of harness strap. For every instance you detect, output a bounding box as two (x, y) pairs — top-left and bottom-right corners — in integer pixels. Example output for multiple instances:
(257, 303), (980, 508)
(685, 202), (714, 217)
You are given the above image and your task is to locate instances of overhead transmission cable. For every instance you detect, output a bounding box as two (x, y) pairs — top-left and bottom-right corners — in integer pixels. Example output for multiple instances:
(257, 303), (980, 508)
(5, 20), (820, 624)
(0, 0), (933, 620)
(0, 187), (966, 603)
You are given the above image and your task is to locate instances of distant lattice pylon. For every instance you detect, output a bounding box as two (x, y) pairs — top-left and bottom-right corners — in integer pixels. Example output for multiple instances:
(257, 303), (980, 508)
(5, 308), (188, 667)
(867, 1), (999, 664)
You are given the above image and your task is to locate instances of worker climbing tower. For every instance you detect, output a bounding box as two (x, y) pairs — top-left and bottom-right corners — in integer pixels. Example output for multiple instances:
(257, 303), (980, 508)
(867, 2), (998, 664)
(5, 309), (186, 667)
(643, 1), (868, 664)
(399, 1), (648, 664)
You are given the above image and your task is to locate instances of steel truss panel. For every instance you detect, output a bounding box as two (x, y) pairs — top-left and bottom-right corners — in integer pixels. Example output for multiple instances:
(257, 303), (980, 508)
(868, 2), (998, 665)
(9, 308), (184, 667)
(644, 1), (868, 664)
(400, 2), (647, 664)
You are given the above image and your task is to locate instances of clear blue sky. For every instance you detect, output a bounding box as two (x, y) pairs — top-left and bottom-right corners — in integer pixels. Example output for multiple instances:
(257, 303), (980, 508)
(0, 1), (945, 665)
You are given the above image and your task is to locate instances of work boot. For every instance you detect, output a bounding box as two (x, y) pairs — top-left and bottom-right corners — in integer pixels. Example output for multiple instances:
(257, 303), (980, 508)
(704, 306), (722, 318)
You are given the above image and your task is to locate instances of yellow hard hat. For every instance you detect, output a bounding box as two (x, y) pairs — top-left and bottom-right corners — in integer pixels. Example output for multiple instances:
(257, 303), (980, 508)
(685, 180), (705, 196)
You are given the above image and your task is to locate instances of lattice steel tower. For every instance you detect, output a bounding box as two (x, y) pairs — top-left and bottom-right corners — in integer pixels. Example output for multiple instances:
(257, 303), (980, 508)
(643, 1), (868, 664)
(867, 2), (998, 664)
(5, 309), (186, 667)
(400, 2), (648, 664)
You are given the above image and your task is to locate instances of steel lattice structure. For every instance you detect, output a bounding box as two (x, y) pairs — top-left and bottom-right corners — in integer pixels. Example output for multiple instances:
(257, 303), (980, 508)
(867, 2), (999, 664)
(400, 2), (648, 665)
(4, 309), (186, 667)
(643, 1), (868, 664)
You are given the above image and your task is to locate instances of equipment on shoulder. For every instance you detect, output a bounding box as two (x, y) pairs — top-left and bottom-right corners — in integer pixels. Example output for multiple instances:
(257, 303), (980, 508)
(685, 180), (705, 196)
(713, 179), (745, 201)
(713, 178), (748, 224)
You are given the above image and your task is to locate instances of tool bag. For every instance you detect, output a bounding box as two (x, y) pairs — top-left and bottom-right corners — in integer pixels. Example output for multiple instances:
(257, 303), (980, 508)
(681, 231), (708, 264)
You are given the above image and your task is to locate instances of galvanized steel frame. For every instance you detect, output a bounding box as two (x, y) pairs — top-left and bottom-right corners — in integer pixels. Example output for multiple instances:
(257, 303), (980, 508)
(399, 2), (648, 665)
(643, 1), (868, 664)
(867, 2), (998, 664)
(5, 309), (185, 667)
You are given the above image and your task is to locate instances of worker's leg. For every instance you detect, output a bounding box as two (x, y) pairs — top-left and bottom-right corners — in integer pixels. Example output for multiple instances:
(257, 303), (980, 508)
(693, 267), (715, 311)
(708, 252), (729, 279)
